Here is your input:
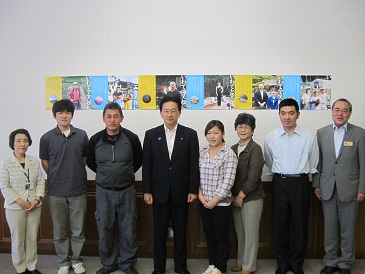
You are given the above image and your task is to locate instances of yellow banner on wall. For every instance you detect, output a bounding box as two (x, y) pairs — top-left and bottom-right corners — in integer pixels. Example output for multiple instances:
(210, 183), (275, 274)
(138, 75), (157, 110)
(45, 76), (62, 110)
(234, 75), (253, 109)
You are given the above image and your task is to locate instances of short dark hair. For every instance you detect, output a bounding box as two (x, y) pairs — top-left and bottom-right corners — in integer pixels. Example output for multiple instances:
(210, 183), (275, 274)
(159, 96), (182, 112)
(9, 128), (32, 150)
(204, 120), (225, 142)
(103, 102), (123, 117)
(332, 98), (352, 112)
(279, 98), (299, 112)
(234, 113), (256, 131)
(52, 99), (75, 117)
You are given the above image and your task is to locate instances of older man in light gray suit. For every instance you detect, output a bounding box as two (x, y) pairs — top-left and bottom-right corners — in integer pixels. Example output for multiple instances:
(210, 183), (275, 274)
(313, 98), (365, 274)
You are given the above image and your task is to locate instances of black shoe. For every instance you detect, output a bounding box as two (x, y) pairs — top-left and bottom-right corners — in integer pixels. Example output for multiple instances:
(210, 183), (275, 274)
(96, 267), (118, 274)
(177, 271), (191, 274)
(293, 270), (304, 274)
(152, 271), (165, 274)
(338, 268), (351, 274)
(275, 268), (288, 274)
(320, 266), (338, 274)
(125, 267), (138, 274)
(27, 270), (41, 274)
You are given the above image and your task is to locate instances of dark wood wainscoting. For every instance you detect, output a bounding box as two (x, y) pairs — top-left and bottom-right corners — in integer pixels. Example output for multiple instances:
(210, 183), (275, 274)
(1, 181), (365, 259)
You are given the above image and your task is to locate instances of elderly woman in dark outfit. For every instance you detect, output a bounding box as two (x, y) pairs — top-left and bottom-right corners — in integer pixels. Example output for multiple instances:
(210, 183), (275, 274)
(230, 113), (265, 274)
(0, 129), (45, 274)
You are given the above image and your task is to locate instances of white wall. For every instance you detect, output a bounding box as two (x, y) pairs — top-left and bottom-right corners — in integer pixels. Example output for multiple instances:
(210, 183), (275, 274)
(1, 0), (364, 180)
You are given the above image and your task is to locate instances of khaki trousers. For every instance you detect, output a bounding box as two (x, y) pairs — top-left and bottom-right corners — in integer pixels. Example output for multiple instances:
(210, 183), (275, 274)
(6, 206), (41, 273)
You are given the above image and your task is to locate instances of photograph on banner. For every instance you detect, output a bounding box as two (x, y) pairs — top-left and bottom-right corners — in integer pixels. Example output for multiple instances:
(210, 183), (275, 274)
(252, 75), (283, 110)
(204, 75), (234, 109)
(156, 75), (186, 109)
(108, 75), (138, 110)
(185, 75), (204, 110)
(45, 76), (90, 110)
(64, 76), (90, 110)
(300, 75), (332, 110)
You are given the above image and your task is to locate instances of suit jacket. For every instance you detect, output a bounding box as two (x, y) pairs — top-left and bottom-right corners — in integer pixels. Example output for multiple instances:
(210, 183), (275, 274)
(231, 139), (265, 203)
(266, 96), (279, 109)
(312, 123), (365, 202)
(254, 90), (268, 108)
(0, 154), (45, 210)
(142, 124), (200, 205)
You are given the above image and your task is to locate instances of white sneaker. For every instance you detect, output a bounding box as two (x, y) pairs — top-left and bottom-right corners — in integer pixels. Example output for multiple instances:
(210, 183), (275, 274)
(72, 263), (86, 274)
(203, 265), (216, 274)
(211, 268), (222, 274)
(58, 266), (70, 274)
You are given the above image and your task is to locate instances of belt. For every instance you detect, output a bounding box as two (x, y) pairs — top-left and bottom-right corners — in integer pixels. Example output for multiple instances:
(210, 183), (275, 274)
(97, 184), (132, 191)
(274, 173), (308, 178)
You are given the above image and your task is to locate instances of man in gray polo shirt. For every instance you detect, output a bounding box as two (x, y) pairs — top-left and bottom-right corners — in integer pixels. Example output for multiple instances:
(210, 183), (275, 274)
(39, 100), (89, 274)
(86, 102), (142, 274)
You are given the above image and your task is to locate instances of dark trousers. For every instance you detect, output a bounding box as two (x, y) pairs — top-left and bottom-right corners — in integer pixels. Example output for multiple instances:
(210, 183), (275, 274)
(217, 94), (222, 106)
(200, 204), (231, 273)
(95, 185), (137, 272)
(272, 174), (310, 271)
(152, 193), (189, 273)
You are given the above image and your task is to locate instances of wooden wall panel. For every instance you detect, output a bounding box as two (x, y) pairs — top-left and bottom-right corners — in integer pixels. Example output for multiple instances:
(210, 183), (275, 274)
(1, 181), (365, 259)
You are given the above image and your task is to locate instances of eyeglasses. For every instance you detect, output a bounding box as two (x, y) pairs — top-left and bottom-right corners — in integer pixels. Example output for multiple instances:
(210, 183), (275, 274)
(237, 125), (251, 131)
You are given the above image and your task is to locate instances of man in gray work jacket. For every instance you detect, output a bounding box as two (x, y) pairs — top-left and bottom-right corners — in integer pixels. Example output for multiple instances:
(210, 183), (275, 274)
(86, 102), (142, 274)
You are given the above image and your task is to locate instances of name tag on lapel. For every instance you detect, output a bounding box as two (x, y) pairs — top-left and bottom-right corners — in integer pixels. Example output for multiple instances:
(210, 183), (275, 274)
(344, 141), (353, 146)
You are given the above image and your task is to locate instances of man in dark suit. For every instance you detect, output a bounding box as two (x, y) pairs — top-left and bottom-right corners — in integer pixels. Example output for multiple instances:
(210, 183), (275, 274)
(253, 84), (268, 109)
(313, 98), (365, 274)
(142, 96), (200, 274)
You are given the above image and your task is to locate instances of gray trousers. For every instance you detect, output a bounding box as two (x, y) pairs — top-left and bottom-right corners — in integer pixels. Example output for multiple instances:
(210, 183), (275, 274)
(322, 187), (358, 269)
(48, 193), (87, 267)
(95, 185), (137, 272)
(232, 198), (263, 272)
(6, 206), (41, 273)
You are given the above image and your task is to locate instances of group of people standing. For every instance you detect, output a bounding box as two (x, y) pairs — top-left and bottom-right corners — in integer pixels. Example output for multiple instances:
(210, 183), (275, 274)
(0, 95), (364, 274)
(264, 97), (364, 274)
(301, 87), (329, 110)
(253, 84), (280, 110)
(111, 87), (134, 110)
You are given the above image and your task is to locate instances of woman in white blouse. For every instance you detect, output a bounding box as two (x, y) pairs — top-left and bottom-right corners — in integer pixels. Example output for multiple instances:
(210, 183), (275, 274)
(0, 129), (45, 274)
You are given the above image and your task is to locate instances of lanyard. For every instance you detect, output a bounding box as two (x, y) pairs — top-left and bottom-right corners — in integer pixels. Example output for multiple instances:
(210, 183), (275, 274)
(23, 168), (30, 189)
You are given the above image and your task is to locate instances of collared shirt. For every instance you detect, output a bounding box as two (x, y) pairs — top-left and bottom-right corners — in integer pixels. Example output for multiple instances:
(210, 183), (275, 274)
(199, 143), (238, 205)
(333, 123), (347, 158)
(164, 124), (177, 159)
(319, 93), (327, 104)
(264, 125), (319, 175)
(62, 128), (71, 137)
(301, 93), (311, 104)
(39, 125), (89, 196)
